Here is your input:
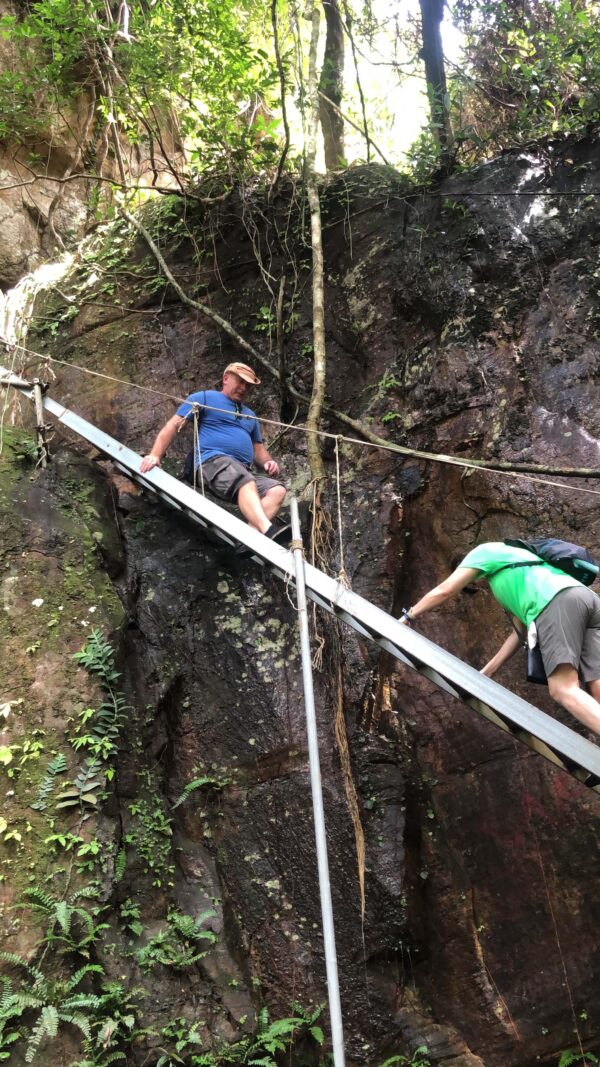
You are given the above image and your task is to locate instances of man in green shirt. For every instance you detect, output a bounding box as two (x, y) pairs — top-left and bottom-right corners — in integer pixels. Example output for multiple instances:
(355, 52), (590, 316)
(399, 541), (600, 736)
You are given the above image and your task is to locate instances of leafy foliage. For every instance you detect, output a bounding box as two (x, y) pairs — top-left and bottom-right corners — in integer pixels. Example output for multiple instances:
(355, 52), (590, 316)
(180, 1003), (324, 1066)
(72, 629), (130, 762)
(0, 954), (136, 1065)
(136, 909), (217, 971)
(0, 0), (280, 179)
(380, 1046), (430, 1067)
(16, 886), (108, 958)
(450, 0), (600, 160)
(55, 758), (104, 811)
(31, 752), (68, 812)
(0, 954), (99, 1063)
(558, 1051), (599, 1067)
(55, 630), (129, 812)
(172, 774), (230, 809)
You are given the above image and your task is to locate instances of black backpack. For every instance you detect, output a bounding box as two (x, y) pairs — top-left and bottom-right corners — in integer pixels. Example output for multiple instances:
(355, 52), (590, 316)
(500, 538), (599, 586)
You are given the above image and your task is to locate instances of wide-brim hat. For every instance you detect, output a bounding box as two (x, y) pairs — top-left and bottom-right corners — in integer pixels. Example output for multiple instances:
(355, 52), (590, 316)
(224, 361), (261, 385)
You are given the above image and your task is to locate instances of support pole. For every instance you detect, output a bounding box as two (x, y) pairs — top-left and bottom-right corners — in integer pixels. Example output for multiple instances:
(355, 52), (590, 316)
(290, 497), (346, 1067)
(32, 379), (49, 468)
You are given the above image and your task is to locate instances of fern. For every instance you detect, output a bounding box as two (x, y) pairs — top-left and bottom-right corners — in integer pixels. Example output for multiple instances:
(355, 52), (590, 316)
(17, 889), (108, 957)
(73, 1054), (127, 1067)
(136, 909), (217, 971)
(31, 753), (67, 811)
(0, 953), (42, 982)
(558, 1054), (599, 1067)
(20, 887), (56, 913)
(114, 849), (126, 883)
(67, 966), (104, 993)
(172, 775), (230, 809)
(26, 1004), (59, 1063)
(67, 631), (131, 796)
(74, 630), (121, 687)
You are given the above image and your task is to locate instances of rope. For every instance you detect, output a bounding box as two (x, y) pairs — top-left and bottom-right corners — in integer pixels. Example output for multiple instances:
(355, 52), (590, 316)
(334, 437), (350, 587)
(4, 341), (600, 499)
(191, 403), (204, 496)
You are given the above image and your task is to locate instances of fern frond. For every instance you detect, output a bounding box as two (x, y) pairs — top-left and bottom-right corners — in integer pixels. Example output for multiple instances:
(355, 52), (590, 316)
(66, 964), (103, 992)
(54, 900), (71, 935)
(65, 994), (102, 1012)
(256, 1017), (300, 1040)
(0, 952), (37, 976)
(61, 1010), (92, 1040)
(22, 887), (55, 913)
(172, 776), (229, 809)
(25, 1005), (58, 1064)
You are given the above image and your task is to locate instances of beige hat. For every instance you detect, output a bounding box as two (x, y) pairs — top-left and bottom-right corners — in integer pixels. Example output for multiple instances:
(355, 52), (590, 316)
(224, 362), (261, 385)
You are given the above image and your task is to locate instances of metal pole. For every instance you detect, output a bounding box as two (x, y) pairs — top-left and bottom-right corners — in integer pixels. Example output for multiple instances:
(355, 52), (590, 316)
(290, 497), (346, 1067)
(32, 379), (49, 468)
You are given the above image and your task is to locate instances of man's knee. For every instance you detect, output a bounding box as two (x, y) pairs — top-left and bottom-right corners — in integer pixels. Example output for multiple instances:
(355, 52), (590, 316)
(547, 664), (579, 702)
(267, 484), (286, 504)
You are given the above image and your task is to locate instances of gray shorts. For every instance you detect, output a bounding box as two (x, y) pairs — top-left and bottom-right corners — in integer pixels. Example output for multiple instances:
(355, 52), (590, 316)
(535, 585), (600, 681)
(199, 455), (283, 503)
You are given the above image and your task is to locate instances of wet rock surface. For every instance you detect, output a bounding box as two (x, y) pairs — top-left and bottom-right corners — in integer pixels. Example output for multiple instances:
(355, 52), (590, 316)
(2, 131), (600, 1065)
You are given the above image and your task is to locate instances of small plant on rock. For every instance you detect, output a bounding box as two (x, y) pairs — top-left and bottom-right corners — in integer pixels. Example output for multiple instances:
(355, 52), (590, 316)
(136, 910), (217, 972)
(558, 1052), (599, 1067)
(381, 1047), (430, 1067)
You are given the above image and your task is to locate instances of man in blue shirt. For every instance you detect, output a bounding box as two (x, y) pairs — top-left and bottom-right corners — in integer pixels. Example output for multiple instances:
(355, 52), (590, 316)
(140, 362), (289, 543)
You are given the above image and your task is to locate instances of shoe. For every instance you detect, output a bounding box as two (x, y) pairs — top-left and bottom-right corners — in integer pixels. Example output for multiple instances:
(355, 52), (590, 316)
(266, 522), (292, 547)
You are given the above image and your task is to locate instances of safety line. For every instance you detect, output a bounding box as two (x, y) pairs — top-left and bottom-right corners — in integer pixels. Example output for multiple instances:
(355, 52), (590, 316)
(5, 341), (600, 499)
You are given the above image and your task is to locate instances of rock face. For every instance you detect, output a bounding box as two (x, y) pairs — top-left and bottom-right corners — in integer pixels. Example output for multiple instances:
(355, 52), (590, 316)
(2, 132), (600, 1066)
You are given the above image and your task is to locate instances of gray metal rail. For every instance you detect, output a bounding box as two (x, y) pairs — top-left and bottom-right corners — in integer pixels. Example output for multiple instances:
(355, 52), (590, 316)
(3, 366), (600, 795)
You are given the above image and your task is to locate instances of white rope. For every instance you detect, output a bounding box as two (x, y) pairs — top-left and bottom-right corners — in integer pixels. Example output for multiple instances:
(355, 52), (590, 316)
(334, 437), (350, 587)
(192, 403), (205, 496)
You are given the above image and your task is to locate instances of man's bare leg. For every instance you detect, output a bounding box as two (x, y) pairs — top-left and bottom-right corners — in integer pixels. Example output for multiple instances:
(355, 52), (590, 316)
(547, 664), (600, 735)
(262, 485), (286, 521)
(237, 481), (272, 533)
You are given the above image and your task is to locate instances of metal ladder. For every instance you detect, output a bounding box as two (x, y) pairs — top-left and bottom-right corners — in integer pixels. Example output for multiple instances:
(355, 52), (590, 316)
(3, 366), (600, 795)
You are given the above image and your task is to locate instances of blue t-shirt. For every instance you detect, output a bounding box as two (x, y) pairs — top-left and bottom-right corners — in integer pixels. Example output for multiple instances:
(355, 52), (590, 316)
(176, 390), (262, 466)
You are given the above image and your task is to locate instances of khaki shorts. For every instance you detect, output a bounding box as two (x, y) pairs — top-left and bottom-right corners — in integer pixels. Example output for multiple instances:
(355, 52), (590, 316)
(535, 585), (600, 681)
(198, 455), (284, 503)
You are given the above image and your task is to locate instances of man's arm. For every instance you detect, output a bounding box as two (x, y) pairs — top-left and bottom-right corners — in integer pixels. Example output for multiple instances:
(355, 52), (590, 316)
(480, 627), (523, 677)
(253, 441), (280, 477)
(140, 414), (186, 473)
(400, 566), (482, 623)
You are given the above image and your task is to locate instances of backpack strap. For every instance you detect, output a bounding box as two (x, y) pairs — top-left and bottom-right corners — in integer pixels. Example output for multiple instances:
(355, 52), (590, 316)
(489, 560), (545, 578)
(504, 609), (526, 646)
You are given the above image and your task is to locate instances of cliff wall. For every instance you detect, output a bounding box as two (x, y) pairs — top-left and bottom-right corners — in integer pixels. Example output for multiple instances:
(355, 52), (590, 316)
(1, 132), (600, 1066)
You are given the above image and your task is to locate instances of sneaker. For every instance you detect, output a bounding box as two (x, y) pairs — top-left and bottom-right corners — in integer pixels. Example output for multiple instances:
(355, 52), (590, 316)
(266, 522), (292, 546)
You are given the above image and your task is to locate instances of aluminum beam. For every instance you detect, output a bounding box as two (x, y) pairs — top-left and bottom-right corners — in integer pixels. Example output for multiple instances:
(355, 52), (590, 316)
(3, 366), (600, 794)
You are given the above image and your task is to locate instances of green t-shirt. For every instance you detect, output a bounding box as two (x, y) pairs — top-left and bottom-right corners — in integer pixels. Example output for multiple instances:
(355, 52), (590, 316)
(459, 541), (580, 625)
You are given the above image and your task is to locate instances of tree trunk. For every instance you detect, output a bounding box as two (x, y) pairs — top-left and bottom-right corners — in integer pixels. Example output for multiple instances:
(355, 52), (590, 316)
(318, 0), (345, 172)
(419, 0), (453, 164)
(304, 0), (327, 484)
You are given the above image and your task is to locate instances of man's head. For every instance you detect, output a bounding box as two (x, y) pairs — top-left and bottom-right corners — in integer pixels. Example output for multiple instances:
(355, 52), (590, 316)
(222, 362), (261, 401)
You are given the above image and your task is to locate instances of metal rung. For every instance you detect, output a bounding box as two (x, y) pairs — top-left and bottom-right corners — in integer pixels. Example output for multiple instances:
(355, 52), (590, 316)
(3, 363), (600, 796)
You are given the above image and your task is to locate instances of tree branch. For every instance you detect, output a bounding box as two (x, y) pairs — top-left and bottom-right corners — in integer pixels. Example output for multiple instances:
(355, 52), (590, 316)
(317, 91), (391, 166)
